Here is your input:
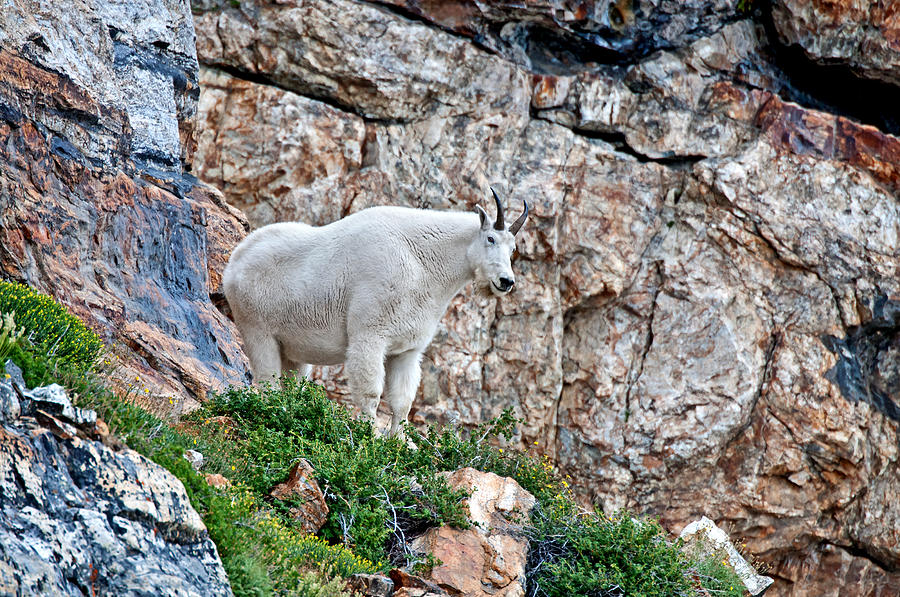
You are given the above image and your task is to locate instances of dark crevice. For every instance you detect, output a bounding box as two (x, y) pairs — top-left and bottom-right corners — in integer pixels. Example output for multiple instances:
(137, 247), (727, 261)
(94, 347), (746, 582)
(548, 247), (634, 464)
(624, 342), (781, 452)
(822, 297), (900, 423)
(505, 22), (630, 74)
(363, 0), (497, 56)
(753, 0), (900, 136)
(824, 541), (898, 574)
(200, 63), (413, 126)
(363, 0), (629, 74)
(365, 0), (746, 74)
(623, 262), (663, 425)
(533, 112), (706, 168)
(724, 331), (780, 452)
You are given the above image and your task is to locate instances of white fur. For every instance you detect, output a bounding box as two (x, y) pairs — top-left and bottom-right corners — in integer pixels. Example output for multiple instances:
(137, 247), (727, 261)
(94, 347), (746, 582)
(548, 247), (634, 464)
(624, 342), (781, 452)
(223, 205), (521, 434)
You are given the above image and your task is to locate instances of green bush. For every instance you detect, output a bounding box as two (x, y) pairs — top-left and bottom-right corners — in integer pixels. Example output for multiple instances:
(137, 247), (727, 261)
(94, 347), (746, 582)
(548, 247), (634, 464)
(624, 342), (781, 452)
(527, 512), (695, 597)
(192, 383), (746, 596)
(0, 280), (103, 378)
(83, 381), (374, 596)
(191, 378), (470, 566)
(0, 312), (23, 364)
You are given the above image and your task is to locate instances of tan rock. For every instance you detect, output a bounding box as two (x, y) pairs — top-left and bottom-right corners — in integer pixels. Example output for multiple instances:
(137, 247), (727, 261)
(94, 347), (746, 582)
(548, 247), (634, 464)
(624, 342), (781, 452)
(269, 458), (329, 534)
(195, 66), (366, 225)
(204, 473), (232, 489)
(411, 469), (535, 597)
(773, 0), (900, 85)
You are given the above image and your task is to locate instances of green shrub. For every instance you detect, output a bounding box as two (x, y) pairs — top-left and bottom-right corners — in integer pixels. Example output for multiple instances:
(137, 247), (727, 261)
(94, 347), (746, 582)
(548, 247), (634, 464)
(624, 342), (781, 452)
(400, 411), (744, 597)
(190, 378), (470, 566)
(0, 312), (23, 364)
(0, 280), (103, 378)
(691, 553), (746, 597)
(82, 381), (373, 596)
(527, 512), (697, 597)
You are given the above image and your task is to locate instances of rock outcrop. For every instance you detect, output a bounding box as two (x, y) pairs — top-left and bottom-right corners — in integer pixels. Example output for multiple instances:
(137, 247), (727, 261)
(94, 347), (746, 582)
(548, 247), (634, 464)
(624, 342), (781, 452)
(0, 0), (250, 410)
(191, 1), (900, 595)
(269, 457), (329, 534)
(411, 468), (535, 597)
(0, 372), (232, 596)
(680, 516), (774, 596)
(772, 0), (900, 86)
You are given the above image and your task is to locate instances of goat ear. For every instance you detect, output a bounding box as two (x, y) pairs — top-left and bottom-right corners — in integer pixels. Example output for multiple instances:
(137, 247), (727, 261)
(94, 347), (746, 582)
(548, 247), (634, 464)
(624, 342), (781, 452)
(475, 205), (490, 230)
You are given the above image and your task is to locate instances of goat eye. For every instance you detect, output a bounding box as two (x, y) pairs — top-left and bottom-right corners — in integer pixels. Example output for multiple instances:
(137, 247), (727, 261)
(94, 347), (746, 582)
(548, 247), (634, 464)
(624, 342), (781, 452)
(487, 236), (495, 244)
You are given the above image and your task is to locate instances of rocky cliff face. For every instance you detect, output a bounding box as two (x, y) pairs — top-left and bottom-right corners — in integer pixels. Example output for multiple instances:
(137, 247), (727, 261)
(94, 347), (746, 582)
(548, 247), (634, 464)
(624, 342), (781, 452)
(191, 1), (900, 594)
(0, 0), (249, 409)
(0, 368), (232, 596)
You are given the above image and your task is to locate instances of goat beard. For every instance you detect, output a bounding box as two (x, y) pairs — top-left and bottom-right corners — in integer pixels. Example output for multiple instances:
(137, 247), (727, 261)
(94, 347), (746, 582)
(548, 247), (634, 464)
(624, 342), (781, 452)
(476, 280), (498, 299)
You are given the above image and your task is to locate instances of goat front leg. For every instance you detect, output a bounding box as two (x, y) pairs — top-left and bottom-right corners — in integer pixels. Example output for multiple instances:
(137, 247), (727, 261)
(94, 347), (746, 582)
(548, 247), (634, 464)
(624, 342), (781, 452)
(240, 324), (282, 384)
(384, 349), (423, 436)
(345, 338), (386, 428)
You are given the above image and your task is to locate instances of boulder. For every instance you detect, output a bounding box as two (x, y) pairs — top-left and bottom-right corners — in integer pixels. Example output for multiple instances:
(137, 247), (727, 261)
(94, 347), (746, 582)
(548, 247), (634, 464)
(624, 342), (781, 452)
(205, 473), (232, 489)
(0, 396), (232, 596)
(269, 458), (329, 534)
(411, 469), (535, 597)
(26, 384), (97, 426)
(184, 449), (205, 471)
(680, 516), (774, 596)
(347, 573), (394, 597)
(389, 568), (448, 595)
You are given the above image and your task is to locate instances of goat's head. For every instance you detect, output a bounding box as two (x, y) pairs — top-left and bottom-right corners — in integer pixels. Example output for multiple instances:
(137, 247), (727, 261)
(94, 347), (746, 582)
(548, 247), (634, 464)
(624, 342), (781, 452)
(470, 188), (529, 297)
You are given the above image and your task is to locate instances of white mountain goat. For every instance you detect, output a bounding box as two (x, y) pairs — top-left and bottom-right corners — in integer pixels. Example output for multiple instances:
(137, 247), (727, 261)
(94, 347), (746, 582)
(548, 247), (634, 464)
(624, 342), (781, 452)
(223, 190), (529, 434)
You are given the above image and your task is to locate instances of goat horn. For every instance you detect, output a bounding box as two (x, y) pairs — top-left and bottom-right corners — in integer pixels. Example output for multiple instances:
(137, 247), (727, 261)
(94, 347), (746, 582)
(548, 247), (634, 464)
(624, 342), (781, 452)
(491, 187), (505, 231)
(509, 199), (529, 235)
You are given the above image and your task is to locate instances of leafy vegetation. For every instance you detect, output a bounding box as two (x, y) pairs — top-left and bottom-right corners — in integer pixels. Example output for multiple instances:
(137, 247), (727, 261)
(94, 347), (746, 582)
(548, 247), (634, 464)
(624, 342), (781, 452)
(4, 281), (750, 597)
(189, 380), (471, 566)
(0, 312), (23, 364)
(0, 280), (103, 385)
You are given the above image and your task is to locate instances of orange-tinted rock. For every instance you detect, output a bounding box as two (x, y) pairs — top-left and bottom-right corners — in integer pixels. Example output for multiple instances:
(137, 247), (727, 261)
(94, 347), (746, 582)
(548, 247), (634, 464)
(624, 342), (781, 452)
(773, 0), (900, 85)
(411, 469), (535, 597)
(269, 459), (329, 534)
(389, 568), (446, 595)
(205, 473), (232, 489)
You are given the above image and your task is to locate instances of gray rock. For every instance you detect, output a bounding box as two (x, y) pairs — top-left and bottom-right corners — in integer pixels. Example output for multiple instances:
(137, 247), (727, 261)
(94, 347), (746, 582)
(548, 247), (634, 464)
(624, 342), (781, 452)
(0, 0), (199, 170)
(0, 378), (20, 422)
(348, 573), (394, 597)
(3, 359), (26, 391)
(0, 411), (232, 596)
(26, 384), (97, 427)
(184, 448), (205, 471)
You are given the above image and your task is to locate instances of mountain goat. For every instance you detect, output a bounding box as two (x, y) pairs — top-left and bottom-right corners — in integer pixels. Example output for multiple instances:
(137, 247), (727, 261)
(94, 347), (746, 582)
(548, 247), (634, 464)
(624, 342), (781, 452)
(223, 190), (529, 434)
